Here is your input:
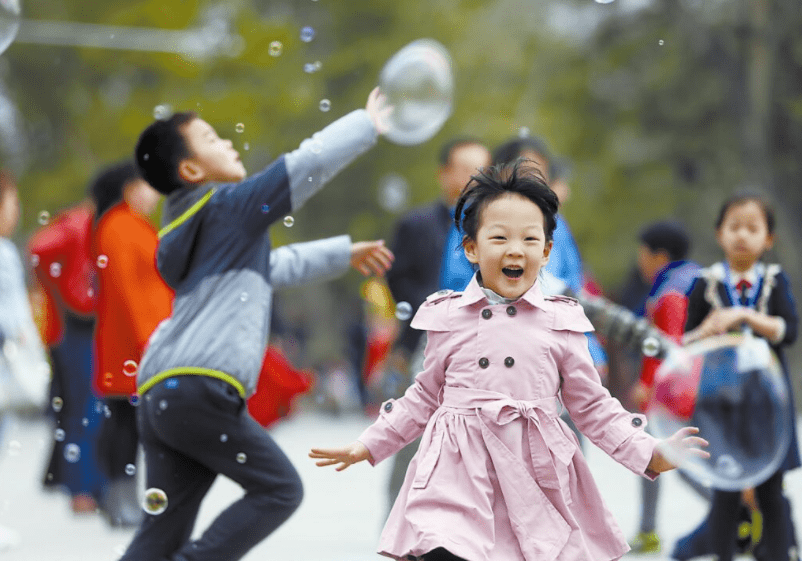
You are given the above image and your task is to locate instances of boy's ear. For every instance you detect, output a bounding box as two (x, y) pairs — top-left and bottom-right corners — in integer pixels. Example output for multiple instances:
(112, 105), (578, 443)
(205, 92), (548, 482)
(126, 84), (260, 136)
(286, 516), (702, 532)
(463, 237), (479, 264)
(178, 159), (205, 184)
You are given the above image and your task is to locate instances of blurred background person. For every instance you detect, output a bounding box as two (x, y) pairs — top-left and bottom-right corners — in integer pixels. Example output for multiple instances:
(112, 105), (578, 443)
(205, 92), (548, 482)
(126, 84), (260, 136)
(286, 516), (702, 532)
(28, 191), (106, 516)
(90, 161), (168, 527)
(383, 137), (491, 515)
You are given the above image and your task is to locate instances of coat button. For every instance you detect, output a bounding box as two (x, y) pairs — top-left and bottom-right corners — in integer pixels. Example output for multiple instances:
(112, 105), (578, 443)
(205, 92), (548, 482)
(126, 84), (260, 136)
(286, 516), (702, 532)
(481, 309), (492, 319)
(478, 357), (489, 369)
(506, 306), (517, 316)
(504, 357), (515, 367)
(632, 417), (642, 427)
(384, 402), (393, 413)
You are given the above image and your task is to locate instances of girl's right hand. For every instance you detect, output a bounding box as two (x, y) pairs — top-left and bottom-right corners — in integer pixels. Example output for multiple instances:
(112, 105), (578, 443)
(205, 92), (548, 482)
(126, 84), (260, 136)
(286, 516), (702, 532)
(309, 441), (373, 471)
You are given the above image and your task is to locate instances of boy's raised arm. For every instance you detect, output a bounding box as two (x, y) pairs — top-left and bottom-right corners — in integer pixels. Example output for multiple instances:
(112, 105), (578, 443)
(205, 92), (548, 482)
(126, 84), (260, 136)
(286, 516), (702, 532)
(268, 236), (353, 289)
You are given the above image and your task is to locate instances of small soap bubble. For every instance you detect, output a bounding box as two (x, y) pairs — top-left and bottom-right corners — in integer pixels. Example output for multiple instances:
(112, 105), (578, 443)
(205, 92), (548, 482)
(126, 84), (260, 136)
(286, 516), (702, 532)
(159, 399), (168, 411)
(153, 104), (173, 120)
(37, 211), (50, 225)
(125, 463), (136, 476)
(87, 288), (94, 298)
(235, 123), (245, 133)
(143, 153), (150, 161)
(164, 378), (178, 389)
(261, 204), (269, 213)
(95, 401), (104, 413)
(97, 254), (109, 268)
(104, 405), (112, 418)
(8, 441), (21, 456)
(220, 434), (228, 442)
(64, 443), (81, 463)
(518, 126), (530, 138)
(240, 292), (249, 302)
(52, 396), (63, 412)
(307, 176), (313, 182)
(49, 262), (62, 278)
(395, 301), (413, 321)
(123, 360), (138, 377)
(30, 254), (40, 267)
(269, 41), (283, 57)
(103, 372), (113, 388)
(143, 488), (168, 515)
(304, 62), (318, 74)
(236, 452), (247, 464)
(319, 99), (331, 112)
(244, 142), (250, 151)
(283, 216), (295, 228)
(54, 428), (65, 442)
(300, 26), (315, 43)
(310, 140), (323, 154)
(659, 39), (665, 46)
(129, 395), (140, 407)
(46, 472), (54, 481)
(81, 417), (89, 427)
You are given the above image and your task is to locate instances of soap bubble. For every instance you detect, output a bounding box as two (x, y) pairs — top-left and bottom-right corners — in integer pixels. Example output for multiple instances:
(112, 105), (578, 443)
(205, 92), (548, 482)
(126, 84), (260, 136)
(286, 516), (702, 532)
(220, 434), (228, 442)
(240, 292), (248, 302)
(378, 173), (409, 213)
(153, 104), (173, 121)
(129, 395), (140, 407)
(261, 204), (269, 213)
(236, 452), (247, 464)
(309, 140), (323, 154)
(269, 41), (283, 57)
(122, 360), (138, 377)
(64, 443), (81, 463)
(395, 302), (413, 321)
(159, 399), (168, 410)
(379, 39), (454, 145)
(49, 262), (61, 278)
(659, 39), (665, 46)
(0, 0), (21, 56)
(52, 397), (63, 412)
(649, 333), (792, 491)
(283, 216), (294, 228)
(244, 142), (250, 151)
(235, 123), (245, 133)
(300, 26), (315, 43)
(125, 464), (136, 476)
(319, 99), (331, 112)
(304, 61), (322, 74)
(81, 417), (89, 427)
(143, 488), (168, 515)
(30, 254), (40, 267)
(54, 428), (65, 442)
(96, 254), (108, 268)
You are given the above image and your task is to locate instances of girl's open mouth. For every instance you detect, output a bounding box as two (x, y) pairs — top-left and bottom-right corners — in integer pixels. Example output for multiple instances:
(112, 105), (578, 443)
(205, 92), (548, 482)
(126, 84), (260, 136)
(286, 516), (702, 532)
(502, 266), (524, 279)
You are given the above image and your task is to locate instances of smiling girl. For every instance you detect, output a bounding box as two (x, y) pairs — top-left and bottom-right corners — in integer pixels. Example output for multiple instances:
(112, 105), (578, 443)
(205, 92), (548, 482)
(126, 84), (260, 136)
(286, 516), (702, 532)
(311, 161), (708, 561)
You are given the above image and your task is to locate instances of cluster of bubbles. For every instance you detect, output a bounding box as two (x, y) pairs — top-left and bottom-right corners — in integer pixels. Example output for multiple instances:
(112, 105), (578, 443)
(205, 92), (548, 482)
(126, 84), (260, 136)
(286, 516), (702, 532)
(143, 488), (168, 515)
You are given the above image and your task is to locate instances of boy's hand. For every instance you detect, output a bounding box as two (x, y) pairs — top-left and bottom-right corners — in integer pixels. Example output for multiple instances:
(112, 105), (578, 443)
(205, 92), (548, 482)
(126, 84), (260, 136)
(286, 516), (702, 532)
(366, 87), (393, 135)
(350, 240), (394, 277)
(309, 441), (373, 471)
(647, 426), (710, 474)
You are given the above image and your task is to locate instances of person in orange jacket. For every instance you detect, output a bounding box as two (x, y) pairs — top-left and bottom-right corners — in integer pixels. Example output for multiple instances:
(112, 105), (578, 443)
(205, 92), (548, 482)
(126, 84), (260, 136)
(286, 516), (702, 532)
(91, 161), (168, 527)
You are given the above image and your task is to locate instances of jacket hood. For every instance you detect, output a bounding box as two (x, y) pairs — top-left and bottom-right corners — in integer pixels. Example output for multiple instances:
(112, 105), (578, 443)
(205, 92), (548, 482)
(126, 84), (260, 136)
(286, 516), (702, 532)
(156, 186), (216, 289)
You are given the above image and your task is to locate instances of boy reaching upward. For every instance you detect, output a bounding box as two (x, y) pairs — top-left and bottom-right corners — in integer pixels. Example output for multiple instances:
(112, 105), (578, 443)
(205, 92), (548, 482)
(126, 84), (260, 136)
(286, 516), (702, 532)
(120, 89), (393, 561)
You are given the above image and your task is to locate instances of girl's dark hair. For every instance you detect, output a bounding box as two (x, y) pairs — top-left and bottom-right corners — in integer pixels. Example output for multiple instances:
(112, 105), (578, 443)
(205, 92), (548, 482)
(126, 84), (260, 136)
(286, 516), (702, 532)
(90, 161), (141, 220)
(135, 111), (197, 195)
(715, 189), (776, 235)
(454, 159), (560, 244)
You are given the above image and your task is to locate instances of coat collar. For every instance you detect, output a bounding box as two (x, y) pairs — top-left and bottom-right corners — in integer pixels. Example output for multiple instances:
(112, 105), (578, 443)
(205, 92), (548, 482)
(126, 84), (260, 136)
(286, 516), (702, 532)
(456, 273), (549, 311)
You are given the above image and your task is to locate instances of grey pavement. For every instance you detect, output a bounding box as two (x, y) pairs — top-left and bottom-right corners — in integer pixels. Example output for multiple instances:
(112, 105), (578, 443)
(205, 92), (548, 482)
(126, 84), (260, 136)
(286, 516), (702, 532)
(0, 408), (800, 561)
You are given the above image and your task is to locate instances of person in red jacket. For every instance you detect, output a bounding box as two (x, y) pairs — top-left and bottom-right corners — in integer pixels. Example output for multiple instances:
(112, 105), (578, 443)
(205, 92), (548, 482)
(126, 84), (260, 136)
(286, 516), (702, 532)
(91, 161), (169, 527)
(28, 196), (107, 515)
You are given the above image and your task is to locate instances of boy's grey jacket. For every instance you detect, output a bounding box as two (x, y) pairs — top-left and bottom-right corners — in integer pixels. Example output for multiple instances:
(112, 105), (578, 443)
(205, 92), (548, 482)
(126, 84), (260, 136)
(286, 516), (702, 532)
(137, 109), (377, 397)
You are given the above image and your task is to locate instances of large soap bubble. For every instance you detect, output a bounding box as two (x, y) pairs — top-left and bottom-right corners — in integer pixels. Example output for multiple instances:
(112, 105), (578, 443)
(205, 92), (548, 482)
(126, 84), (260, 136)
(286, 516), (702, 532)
(649, 332), (792, 491)
(379, 39), (453, 146)
(0, 0), (20, 56)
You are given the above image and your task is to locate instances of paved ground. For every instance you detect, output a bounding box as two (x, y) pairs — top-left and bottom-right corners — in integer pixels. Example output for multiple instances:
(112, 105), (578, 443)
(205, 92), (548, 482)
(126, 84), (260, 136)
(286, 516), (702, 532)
(0, 407), (799, 561)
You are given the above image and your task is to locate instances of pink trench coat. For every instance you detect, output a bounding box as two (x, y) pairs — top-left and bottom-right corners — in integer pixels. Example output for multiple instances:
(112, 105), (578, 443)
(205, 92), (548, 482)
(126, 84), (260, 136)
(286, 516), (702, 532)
(358, 277), (659, 561)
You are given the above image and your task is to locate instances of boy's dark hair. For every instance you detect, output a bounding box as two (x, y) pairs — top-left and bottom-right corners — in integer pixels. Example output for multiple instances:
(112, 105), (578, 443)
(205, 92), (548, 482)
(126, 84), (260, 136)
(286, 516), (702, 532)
(455, 159), (559, 244)
(639, 220), (691, 262)
(715, 189), (776, 235)
(438, 137), (486, 167)
(135, 111), (197, 196)
(90, 161), (141, 220)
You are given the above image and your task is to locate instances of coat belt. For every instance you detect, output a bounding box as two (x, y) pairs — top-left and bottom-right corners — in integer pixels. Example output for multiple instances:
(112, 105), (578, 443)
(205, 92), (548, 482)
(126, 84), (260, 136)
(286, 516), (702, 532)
(441, 386), (576, 560)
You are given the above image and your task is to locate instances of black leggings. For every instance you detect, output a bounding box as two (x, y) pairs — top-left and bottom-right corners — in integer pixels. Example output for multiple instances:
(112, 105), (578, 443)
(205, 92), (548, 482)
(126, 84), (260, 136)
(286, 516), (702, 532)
(424, 548), (467, 561)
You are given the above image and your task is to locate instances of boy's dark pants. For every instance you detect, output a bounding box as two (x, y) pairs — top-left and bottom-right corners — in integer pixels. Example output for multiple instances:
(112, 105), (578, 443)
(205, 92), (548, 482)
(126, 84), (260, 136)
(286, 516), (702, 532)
(120, 375), (303, 561)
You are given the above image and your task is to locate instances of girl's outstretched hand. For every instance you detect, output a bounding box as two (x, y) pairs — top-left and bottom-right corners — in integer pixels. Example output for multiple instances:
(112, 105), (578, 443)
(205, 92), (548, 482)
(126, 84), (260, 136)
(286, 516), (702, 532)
(647, 426), (710, 474)
(309, 441), (373, 471)
(365, 87), (393, 136)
